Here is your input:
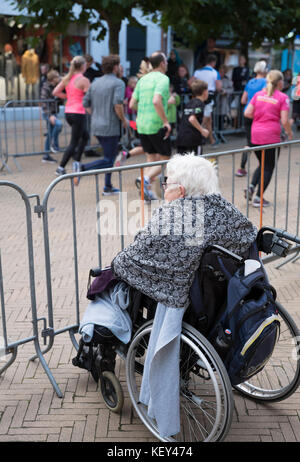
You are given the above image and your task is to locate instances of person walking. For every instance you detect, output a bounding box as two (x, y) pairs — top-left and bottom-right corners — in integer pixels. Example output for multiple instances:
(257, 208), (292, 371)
(215, 64), (233, 132)
(78, 55), (127, 194)
(40, 69), (63, 163)
(129, 51), (172, 201)
(244, 70), (293, 207)
(236, 60), (268, 177)
(176, 79), (209, 155)
(52, 55), (90, 176)
(192, 54), (222, 146)
(83, 54), (103, 83)
(232, 55), (250, 93)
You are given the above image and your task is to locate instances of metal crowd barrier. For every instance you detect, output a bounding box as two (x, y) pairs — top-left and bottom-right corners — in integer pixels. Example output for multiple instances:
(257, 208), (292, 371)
(0, 92), (246, 173)
(213, 91), (245, 143)
(0, 140), (300, 397)
(0, 99), (101, 173)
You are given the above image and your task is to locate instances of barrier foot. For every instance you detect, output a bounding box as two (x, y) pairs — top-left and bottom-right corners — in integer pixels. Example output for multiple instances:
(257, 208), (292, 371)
(275, 249), (300, 269)
(69, 326), (79, 351)
(0, 156), (12, 174)
(13, 156), (22, 172)
(28, 338), (54, 362)
(0, 346), (17, 376)
(33, 338), (63, 398)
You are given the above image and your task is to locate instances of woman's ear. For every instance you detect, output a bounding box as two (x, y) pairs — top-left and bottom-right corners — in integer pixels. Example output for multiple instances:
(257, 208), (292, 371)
(179, 185), (186, 197)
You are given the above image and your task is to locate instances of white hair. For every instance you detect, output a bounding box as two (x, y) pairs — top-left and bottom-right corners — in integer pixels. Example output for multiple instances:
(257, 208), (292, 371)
(166, 154), (220, 197)
(254, 60), (267, 74)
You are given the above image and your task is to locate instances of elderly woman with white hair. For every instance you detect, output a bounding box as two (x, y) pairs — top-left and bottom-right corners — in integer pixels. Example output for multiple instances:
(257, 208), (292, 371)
(111, 154), (257, 437)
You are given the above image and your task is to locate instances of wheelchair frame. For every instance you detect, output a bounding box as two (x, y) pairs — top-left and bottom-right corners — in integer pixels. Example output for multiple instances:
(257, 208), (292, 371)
(75, 226), (300, 442)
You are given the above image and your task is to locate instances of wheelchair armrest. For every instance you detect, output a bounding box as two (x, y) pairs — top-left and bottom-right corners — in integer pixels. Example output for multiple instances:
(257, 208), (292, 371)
(89, 266), (112, 277)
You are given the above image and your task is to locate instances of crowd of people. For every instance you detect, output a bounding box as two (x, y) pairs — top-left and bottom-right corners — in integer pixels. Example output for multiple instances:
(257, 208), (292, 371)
(39, 48), (294, 207)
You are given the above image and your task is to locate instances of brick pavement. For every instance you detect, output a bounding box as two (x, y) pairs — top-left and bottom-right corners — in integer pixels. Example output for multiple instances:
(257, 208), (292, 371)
(1, 133), (300, 442)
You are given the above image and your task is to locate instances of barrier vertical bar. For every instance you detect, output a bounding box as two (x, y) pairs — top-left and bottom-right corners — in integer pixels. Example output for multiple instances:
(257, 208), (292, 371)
(231, 154), (235, 204)
(70, 179), (80, 326)
(95, 174), (102, 268)
(22, 104), (27, 155)
(273, 148), (279, 227)
(0, 249), (8, 348)
(39, 104), (44, 152)
(13, 103), (21, 170)
(119, 171), (125, 250)
(30, 103), (36, 153)
(245, 151), (251, 217)
(259, 149), (265, 229)
(140, 168), (145, 228)
(297, 169), (300, 236)
(285, 145), (291, 231)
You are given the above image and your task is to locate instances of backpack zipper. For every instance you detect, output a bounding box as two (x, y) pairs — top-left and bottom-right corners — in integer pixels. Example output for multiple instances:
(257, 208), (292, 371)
(240, 314), (280, 356)
(236, 303), (269, 331)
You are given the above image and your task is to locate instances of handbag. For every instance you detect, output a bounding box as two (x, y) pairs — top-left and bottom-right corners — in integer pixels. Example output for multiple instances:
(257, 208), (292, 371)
(86, 266), (118, 300)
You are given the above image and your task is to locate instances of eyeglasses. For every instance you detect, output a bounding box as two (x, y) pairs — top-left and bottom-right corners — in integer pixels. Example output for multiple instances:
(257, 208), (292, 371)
(161, 177), (180, 190)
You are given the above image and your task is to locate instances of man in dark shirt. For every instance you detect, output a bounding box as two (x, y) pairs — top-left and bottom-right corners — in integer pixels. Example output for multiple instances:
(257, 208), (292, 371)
(232, 55), (250, 92)
(83, 54), (103, 82)
(176, 80), (209, 155)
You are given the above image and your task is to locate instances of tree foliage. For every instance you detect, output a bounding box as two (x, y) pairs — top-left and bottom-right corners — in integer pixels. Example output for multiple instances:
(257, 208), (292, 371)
(12, 0), (300, 58)
(13, 0), (144, 53)
(141, 0), (300, 59)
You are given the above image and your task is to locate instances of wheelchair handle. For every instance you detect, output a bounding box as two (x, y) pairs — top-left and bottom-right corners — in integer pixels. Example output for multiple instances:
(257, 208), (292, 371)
(258, 226), (300, 245)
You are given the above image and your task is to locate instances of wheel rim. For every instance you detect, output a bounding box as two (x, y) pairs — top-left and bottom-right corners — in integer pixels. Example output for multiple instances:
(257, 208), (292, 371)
(126, 325), (232, 442)
(101, 375), (118, 408)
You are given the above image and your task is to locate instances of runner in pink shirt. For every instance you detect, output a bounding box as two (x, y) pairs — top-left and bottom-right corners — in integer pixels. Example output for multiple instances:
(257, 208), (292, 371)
(244, 70), (293, 207)
(53, 56), (90, 178)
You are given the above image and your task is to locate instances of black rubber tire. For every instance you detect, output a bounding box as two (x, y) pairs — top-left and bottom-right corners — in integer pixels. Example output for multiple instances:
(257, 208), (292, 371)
(100, 371), (124, 413)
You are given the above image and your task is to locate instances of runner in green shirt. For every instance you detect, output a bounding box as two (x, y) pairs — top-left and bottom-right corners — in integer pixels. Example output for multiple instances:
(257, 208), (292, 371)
(133, 70), (170, 134)
(129, 51), (172, 201)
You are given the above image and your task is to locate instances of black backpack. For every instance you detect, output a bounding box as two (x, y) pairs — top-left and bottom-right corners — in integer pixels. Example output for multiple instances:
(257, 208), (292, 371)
(188, 244), (280, 385)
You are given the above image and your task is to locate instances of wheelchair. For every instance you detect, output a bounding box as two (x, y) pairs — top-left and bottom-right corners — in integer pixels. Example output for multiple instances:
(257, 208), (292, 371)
(73, 226), (300, 442)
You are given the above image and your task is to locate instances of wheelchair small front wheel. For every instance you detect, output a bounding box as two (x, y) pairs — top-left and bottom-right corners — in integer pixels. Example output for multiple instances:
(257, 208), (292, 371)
(99, 371), (124, 413)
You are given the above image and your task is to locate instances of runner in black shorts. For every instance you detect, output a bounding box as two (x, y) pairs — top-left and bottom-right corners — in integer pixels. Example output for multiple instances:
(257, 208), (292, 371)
(139, 126), (172, 157)
(129, 52), (172, 201)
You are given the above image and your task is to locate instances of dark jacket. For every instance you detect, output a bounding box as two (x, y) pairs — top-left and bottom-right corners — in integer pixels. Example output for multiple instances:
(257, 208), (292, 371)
(84, 63), (103, 82)
(40, 80), (62, 116)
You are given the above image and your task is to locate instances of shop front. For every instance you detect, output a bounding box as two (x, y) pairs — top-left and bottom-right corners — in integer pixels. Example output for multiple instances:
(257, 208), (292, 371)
(0, 1), (88, 104)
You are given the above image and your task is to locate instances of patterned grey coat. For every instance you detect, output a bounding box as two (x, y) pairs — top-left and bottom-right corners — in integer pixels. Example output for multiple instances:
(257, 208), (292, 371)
(112, 194), (257, 309)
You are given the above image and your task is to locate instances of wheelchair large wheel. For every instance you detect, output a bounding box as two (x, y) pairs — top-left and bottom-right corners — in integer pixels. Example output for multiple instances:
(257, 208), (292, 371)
(235, 302), (300, 402)
(125, 321), (234, 442)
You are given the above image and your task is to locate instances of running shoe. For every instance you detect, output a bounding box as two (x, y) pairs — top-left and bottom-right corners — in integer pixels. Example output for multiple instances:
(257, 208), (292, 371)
(42, 154), (57, 164)
(244, 185), (254, 200)
(73, 161), (82, 186)
(143, 178), (157, 201)
(252, 196), (271, 208)
(115, 149), (129, 167)
(102, 186), (120, 196)
(55, 166), (66, 176)
(236, 168), (247, 177)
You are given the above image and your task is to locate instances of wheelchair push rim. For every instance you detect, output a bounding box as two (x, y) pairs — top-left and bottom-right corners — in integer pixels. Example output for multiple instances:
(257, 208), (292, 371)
(125, 323), (233, 442)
